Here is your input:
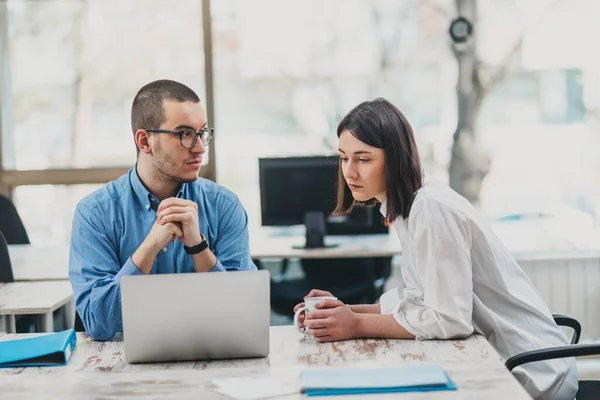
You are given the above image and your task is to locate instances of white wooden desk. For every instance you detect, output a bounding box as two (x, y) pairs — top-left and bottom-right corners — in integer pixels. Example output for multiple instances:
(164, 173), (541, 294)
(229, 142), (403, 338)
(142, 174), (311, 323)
(250, 233), (401, 259)
(0, 326), (531, 399)
(8, 244), (70, 281)
(0, 281), (74, 333)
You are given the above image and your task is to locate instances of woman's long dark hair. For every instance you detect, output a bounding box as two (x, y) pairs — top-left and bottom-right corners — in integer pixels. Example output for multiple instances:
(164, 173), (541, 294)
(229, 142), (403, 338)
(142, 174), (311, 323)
(333, 98), (423, 222)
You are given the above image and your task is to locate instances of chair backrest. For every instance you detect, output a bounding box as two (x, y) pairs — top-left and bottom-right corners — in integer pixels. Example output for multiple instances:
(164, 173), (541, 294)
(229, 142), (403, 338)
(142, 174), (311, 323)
(0, 194), (30, 245)
(0, 231), (14, 283)
(553, 314), (581, 344)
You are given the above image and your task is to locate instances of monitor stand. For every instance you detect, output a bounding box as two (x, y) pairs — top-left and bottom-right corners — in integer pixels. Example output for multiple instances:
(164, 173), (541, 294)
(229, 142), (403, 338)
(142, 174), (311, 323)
(292, 211), (339, 249)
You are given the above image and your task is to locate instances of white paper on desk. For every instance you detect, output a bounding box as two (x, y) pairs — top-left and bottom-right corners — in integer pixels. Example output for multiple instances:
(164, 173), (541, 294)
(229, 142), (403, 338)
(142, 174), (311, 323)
(212, 377), (298, 400)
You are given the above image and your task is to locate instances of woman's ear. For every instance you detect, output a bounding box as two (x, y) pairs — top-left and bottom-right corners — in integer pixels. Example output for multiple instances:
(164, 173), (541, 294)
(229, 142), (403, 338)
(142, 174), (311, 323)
(135, 129), (152, 155)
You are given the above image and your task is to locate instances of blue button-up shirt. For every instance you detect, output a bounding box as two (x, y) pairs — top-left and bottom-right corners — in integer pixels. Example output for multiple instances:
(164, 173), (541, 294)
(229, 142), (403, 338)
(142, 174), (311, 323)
(69, 167), (256, 340)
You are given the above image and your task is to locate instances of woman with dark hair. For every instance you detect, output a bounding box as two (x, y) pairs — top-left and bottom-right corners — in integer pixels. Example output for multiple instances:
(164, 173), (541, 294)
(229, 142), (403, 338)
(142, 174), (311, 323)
(293, 98), (577, 400)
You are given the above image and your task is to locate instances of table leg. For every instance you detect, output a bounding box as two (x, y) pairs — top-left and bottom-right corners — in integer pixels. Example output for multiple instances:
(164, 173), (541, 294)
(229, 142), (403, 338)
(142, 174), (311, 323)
(39, 312), (54, 332)
(63, 300), (75, 329)
(5, 315), (16, 333)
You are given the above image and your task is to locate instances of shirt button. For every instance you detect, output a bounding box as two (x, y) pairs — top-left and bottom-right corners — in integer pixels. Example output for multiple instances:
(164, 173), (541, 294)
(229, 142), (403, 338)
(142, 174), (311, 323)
(162, 247), (168, 253)
(146, 204), (151, 210)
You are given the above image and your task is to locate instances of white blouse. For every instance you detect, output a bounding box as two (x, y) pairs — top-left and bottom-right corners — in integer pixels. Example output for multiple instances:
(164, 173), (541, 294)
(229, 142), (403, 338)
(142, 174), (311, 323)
(379, 178), (578, 400)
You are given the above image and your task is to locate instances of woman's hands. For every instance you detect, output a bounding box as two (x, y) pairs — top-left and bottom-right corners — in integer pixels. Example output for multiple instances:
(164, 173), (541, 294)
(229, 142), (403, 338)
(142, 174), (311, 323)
(293, 289), (336, 329)
(293, 289), (360, 342)
(303, 298), (360, 342)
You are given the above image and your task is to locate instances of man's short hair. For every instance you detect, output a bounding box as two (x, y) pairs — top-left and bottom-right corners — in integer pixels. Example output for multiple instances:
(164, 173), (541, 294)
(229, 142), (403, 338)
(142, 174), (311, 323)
(131, 79), (200, 153)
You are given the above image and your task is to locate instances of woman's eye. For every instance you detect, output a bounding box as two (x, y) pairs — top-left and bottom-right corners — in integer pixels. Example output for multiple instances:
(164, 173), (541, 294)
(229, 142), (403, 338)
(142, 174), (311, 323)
(358, 159), (370, 163)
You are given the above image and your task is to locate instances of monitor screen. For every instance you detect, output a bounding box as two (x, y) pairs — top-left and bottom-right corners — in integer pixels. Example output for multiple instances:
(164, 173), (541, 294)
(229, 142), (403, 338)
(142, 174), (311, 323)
(259, 156), (388, 236)
(259, 156), (338, 226)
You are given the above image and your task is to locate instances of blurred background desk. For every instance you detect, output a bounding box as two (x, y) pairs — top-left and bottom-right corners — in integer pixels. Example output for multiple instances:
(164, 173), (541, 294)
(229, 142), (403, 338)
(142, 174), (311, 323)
(250, 232), (401, 259)
(0, 281), (74, 333)
(8, 244), (70, 281)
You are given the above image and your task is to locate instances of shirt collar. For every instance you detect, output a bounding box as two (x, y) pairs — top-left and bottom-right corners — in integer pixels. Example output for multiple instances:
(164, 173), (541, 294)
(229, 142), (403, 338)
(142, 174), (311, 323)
(379, 199), (387, 218)
(130, 165), (186, 212)
(176, 182), (186, 200)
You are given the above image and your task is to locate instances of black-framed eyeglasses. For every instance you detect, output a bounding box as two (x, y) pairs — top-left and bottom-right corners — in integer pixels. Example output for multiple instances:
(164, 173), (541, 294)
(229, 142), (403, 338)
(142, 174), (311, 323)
(144, 127), (213, 149)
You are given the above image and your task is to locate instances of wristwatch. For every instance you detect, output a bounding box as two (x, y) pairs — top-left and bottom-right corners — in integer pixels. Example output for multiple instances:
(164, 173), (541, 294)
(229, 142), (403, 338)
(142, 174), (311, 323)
(184, 234), (209, 255)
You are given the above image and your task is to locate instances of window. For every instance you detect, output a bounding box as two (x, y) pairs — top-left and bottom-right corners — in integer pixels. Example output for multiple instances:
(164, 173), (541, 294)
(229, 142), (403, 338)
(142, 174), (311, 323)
(2, 0), (210, 241)
(4, 0), (600, 251)
(212, 0), (456, 230)
(4, 0), (206, 170)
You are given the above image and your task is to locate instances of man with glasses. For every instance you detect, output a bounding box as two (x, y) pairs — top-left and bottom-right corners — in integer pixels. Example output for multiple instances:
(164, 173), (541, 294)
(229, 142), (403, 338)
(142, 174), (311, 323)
(69, 79), (256, 340)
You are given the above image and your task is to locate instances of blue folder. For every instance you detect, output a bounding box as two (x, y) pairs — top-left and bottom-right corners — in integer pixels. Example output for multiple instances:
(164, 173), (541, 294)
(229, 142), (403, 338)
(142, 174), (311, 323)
(0, 329), (77, 368)
(300, 365), (457, 396)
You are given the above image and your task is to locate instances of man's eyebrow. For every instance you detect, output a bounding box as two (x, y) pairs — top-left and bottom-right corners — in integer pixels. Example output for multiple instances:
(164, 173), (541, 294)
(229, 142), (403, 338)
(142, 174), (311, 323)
(174, 125), (195, 130)
(174, 122), (207, 131)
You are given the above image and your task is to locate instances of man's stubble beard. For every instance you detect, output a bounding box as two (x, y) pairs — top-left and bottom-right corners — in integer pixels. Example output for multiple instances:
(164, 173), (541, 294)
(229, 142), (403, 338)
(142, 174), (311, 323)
(153, 144), (197, 185)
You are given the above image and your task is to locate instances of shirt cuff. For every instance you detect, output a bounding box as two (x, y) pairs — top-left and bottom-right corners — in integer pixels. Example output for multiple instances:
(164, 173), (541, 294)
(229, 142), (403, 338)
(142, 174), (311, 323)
(115, 257), (144, 284)
(211, 258), (226, 272)
(392, 310), (426, 340)
(380, 288), (401, 314)
(380, 288), (428, 340)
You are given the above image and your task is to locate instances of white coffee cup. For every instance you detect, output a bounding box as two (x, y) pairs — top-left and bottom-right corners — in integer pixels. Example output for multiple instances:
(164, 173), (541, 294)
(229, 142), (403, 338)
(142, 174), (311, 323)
(294, 296), (337, 334)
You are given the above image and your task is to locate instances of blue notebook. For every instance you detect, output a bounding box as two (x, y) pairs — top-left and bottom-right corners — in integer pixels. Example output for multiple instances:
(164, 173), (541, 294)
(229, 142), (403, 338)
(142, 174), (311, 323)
(0, 329), (77, 368)
(300, 365), (457, 396)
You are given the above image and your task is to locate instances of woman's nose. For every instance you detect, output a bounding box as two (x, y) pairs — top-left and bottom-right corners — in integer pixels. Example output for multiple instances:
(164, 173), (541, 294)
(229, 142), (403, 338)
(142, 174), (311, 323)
(344, 163), (358, 179)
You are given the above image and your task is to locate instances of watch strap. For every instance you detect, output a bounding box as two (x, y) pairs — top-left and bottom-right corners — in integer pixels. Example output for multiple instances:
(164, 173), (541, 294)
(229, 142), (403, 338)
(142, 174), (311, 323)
(184, 235), (209, 255)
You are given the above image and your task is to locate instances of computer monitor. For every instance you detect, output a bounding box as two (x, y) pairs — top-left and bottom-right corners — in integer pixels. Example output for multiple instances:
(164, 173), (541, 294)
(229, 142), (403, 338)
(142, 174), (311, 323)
(259, 156), (388, 249)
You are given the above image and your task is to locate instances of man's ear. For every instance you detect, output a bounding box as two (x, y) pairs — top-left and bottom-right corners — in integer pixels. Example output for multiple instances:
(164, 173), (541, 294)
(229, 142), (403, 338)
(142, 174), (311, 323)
(135, 129), (152, 155)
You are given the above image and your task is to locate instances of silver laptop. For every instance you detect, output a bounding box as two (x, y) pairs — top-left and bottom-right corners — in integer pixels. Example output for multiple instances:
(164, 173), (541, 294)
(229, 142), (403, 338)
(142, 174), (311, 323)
(120, 270), (270, 363)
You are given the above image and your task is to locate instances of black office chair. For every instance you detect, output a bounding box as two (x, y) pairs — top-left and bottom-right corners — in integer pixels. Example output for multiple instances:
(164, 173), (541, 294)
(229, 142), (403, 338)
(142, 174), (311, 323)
(0, 197), (35, 332)
(0, 231), (14, 283)
(0, 194), (30, 245)
(553, 313), (582, 344)
(0, 230), (38, 333)
(266, 256), (392, 318)
(505, 314), (600, 399)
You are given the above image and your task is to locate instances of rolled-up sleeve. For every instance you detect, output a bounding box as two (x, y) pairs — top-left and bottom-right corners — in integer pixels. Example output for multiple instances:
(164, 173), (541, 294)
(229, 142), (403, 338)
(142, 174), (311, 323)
(212, 196), (256, 272)
(69, 204), (141, 341)
(389, 199), (475, 340)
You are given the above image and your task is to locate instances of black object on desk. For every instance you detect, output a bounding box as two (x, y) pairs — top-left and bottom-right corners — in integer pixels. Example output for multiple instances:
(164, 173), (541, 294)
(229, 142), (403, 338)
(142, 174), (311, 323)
(259, 156), (387, 249)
